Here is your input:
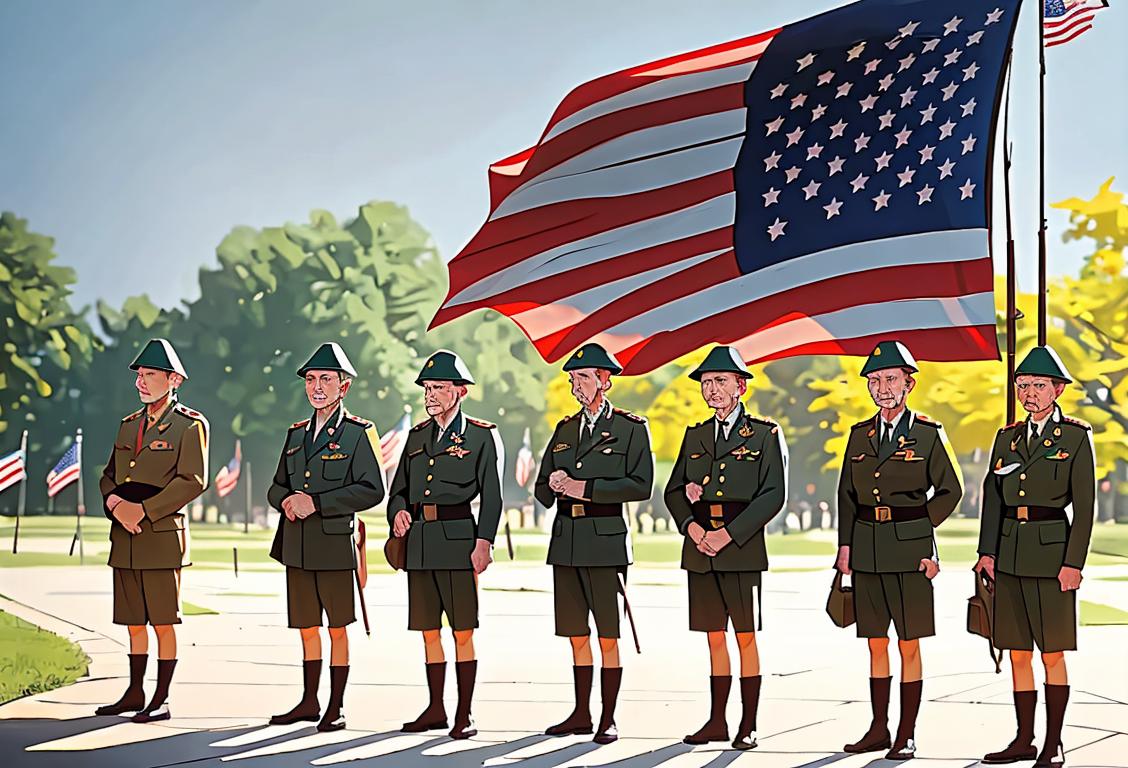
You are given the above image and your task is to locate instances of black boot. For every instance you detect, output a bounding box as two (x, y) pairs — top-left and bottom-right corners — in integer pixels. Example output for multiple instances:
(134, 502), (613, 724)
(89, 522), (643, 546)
(449, 660), (478, 739)
(732, 675), (761, 750)
(983, 690), (1038, 764)
(1035, 685), (1069, 768)
(132, 659), (176, 723)
(95, 654), (147, 716)
(317, 665), (348, 732)
(844, 676), (892, 753)
(402, 662), (448, 732)
(593, 667), (622, 745)
(546, 665), (594, 736)
(684, 676), (731, 744)
(270, 659), (322, 725)
(886, 680), (922, 760)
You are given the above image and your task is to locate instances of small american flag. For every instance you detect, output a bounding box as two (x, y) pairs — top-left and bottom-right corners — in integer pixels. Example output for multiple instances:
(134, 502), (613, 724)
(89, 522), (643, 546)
(215, 440), (242, 498)
(431, 0), (1018, 374)
(47, 443), (80, 498)
(380, 413), (411, 481)
(0, 449), (27, 494)
(1044, 0), (1109, 47)
(515, 427), (536, 489)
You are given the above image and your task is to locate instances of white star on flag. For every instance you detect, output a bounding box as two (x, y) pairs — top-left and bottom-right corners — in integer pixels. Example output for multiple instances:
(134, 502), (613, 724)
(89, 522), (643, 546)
(897, 166), (916, 187)
(920, 103), (937, 123)
(859, 94), (878, 112)
(894, 125), (913, 147)
(802, 179), (822, 199)
(850, 172), (870, 192)
(939, 119), (957, 139)
(829, 119), (848, 138)
(864, 58), (882, 74)
(817, 70), (836, 85)
(763, 187), (780, 206)
(943, 15), (963, 35)
(938, 158), (956, 179)
(855, 133), (872, 151)
(922, 67), (940, 84)
(766, 116), (785, 135)
(917, 184), (935, 204)
(900, 86), (918, 106)
(922, 38), (940, 53)
(785, 166), (802, 183)
(828, 156), (846, 175)
(960, 98), (977, 117)
(961, 134), (977, 154)
(875, 151), (893, 171)
(835, 82), (853, 98)
(824, 197), (843, 218)
(847, 42), (866, 60)
(767, 217), (787, 240)
(959, 178), (976, 199)
(985, 8), (1004, 25)
(797, 52), (816, 70)
(791, 92), (808, 109)
(919, 144), (936, 163)
(967, 30), (984, 46)
(806, 142), (824, 159)
(764, 151), (782, 170)
(786, 126), (805, 146)
(873, 190), (891, 210)
(770, 82), (788, 98)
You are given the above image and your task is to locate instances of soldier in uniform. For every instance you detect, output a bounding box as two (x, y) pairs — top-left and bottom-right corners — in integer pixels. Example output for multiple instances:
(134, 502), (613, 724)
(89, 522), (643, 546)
(535, 343), (654, 745)
(664, 346), (788, 751)
(96, 338), (209, 723)
(834, 341), (962, 760)
(267, 343), (386, 732)
(388, 350), (503, 740)
(976, 347), (1095, 768)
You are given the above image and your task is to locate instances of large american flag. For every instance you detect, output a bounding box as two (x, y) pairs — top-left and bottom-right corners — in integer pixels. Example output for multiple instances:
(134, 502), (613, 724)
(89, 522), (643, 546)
(47, 443), (80, 498)
(431, 0), (1018, 374)
(0, 449), (27, 494)
(1044, 0), (1108, 47)
(379, 413), (411, 481)
(215, 440), (242, 498)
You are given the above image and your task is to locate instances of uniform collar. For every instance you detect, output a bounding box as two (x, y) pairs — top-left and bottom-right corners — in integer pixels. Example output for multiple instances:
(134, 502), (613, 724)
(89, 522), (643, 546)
(1027, 404), (1060, 435)
(714, 402), (744, 439)
(580, 397), (611, 429)
(308, 404), (345, 438)
(435, 408), (465, 441)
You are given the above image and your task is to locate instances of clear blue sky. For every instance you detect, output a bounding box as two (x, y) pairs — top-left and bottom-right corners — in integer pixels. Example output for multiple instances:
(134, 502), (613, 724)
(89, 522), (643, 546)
(1, 0), (1123, 312)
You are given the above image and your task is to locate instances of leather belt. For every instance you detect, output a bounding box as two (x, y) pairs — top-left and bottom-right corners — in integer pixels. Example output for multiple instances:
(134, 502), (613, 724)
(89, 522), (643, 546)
(859, 505), (929, 523)
(691, 501), (745, 529)
(414, 503), (472, 522)
(1006, 506), (1067, 522)
(559, 501), (622, 519)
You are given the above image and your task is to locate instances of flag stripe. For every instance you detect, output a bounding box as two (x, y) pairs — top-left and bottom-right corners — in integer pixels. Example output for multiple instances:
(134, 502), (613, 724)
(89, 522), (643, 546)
(1045, 12), (1098, 36)
(0, 466), (27, 491)
(1045, 22), (1095, 45)
(47, 465), (80, 497)
(742, 324), (999, 366)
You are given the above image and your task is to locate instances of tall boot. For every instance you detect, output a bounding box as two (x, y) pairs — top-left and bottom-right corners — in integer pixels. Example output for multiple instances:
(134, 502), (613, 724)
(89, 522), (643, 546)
(844, 676), (892, 753)
(270, 659), (322, 725)
(317, 665), (348, 732)
(593, 667), (622, 745)
(95, 654), (147, 716)
(449, 660), (478, 739)
(402, 662), (448, 732)
(684, 676), (731, 744)
(733, 675), (762, 750)
(983, 690), (1038, 764)
(887, 680), (923, 760)
(1035, 685), (1069, 768)
(545, 665), (594, 736)
(132, 659), (176, 723)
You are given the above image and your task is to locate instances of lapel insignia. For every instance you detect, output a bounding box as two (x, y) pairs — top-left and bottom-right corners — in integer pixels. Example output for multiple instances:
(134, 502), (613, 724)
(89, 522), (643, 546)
(852, 453), (867, 462)
(867, 428), (876, 438)
(148, 439), (173, 451)
(601, 431), (610, 438)
(738, 423), (754, 438)
(995, 457), (1003, 469)
(327, 427), (335, 436)
(157, 422), (170, 433)
(733, 446), (752, 458)
(322, 452), (349, 460)
(553, 442), (571, 452)
(328, 442), (340, 450)
(897, 448), (925, 462)
(1043, 438), (1052, 447)
(602, 447), (613, 454)
(690, 452), (704, 459)
(1053, 426), (1062, 437)
(1046, 449), (1070, 460)
(1010, 439), (1019, 452)
(446, 445), (471, 459)
(285, 446), (302, 456)
(450, 433), (464, 445)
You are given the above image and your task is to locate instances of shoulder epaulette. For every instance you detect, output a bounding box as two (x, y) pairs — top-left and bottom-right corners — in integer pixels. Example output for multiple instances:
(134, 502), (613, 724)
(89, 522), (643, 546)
(558, 412), (580, 425)
(693, 418), (711, 429)
(1063, 416), (1091, 430)
(122, 408), (144, 423)
(612, 407), (646, 423)
(290, 418), (310, 430)
(851, 418), (874, 430)
(174, 403), (209, 430)
(410, 418), (433, 432)
(1003, 420), (1024, 430)
(466, 416), (496, 429)
(344, 414), (373, 428)
(914, 413), (941, 428)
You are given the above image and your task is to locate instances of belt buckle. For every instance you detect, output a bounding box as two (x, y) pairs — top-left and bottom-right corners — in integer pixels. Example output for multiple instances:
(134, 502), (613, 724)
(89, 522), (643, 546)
(571, 503), (586, 518)
(422, 503), (438, 522)
(708, 504), (725, 529)
(875, 505), (892, 523)
(1016, 505), (1029, 522)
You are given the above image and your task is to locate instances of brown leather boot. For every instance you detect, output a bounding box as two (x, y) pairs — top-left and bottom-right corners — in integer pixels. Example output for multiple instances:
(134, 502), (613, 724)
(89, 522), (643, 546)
(545, 665), (594, 736)
(844, 676), (892, 753)
(732, 675), (762, 750)
(317, 665), (348, 732)
(1034, 685), (1069, 768)
(270, 659), (322, 725)
(449, 660), (478, 739)
(95, 654), (147, 716)
(402, 662), (448, 732)
(683, 676), (731, 744)
(886, 680), (922, 760)
(593, 667), (622, 744)
(983, 690), (1039, 764)
(132, 659), (176, 723)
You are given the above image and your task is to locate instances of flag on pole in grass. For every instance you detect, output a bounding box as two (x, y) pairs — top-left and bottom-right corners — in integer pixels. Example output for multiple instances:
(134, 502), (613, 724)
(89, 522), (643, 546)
(0, 449), (27, 494)
(215, 440), (242, 498)
(47, 442), (80, 498)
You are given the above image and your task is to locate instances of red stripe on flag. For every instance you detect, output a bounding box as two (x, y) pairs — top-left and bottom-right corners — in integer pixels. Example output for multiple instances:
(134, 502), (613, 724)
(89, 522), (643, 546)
(47, 465), (81, 497)
(1045, 12), (1097, 37)
(0, 466), (27, 489)
(1045, 22), (1095, 46)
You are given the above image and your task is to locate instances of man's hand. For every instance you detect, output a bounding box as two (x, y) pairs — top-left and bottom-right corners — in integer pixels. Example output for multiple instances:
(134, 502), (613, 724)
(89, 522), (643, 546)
(702, 528), (733, 555)
(112, 501), (145, 534)
(685, 482), (703, 504)
(919, 558), (940, 580)
(835, 545), (852, 575)
(548, 470), (570, 494)
(106, 493), (124, 512)
(1058, 565), (1082, 592)
(686, 521), (706, 546)
(974, 554), (996, 581)
(392, 509), (412, 538)
(471, 539), (493, 575)
(559, 477), (587, 499)
(286, 492), (317, 520)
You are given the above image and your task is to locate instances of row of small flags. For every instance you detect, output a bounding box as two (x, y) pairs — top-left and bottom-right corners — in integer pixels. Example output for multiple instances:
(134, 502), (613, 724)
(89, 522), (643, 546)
(0, 441), (82, 498)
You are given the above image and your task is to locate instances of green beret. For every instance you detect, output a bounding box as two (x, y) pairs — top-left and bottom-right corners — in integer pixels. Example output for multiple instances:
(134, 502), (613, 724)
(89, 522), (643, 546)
(562, 343), (622, 374)
(416, 349), (474, 385)
(296, 342), (357, 378)
(1015, 345), (1071, 383)
(129, 338), (188, 379)
(689, 346), (752, 382)
(860, 340), (919, 376)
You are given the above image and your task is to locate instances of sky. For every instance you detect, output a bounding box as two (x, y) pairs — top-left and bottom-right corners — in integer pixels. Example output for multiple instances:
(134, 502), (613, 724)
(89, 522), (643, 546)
(1, 0), (1124, 314)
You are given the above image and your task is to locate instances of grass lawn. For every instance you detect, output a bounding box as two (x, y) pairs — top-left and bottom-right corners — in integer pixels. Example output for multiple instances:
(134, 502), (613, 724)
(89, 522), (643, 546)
(0, 610), (88, 703)
(182, 601), (218, 616)
(1080, 600), (1128, 626)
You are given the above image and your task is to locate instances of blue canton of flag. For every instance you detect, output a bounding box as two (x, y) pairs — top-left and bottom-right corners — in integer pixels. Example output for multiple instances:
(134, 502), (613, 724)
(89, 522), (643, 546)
(47, 443), (81, 497)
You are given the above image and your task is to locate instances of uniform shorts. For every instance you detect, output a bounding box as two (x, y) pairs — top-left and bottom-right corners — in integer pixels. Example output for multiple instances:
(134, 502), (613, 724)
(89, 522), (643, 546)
(553, 565), (623, 639)
(688, 570), (762, 632)
(993, 570), (1077, 653)
(408, 569), (478, 631)
(286, 567), (355, 628)
(854, 570), (935, 640)
(113, 567), (182, 626)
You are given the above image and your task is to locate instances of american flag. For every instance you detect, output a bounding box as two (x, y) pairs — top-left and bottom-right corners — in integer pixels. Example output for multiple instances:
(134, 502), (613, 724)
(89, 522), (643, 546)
(215, 440), (242, 498)
(1044, 0), (1108, 47)
(380, 413), (411, 480)
(0, 449), (27, 494)
(515, 427), (536, 489)
(47, 443), (80, 498)
(431, 0), (1017, 374)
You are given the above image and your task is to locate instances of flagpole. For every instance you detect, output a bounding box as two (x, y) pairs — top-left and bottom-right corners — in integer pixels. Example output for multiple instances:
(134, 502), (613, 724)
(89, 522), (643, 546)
(244, 460), (252, 534)
(1003, 52), (1017, 425)
(1037, 0), (1048, 345)
(13, 429), (28, 555)
(75, 428), (85, 565)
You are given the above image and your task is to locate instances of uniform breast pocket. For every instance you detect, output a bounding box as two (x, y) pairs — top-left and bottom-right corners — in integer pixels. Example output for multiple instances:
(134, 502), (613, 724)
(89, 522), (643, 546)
(321, 457), (349, 481)
(592, 517), (628, 536)
(321, 516), (354, 536)
(113, 445), (134, 477)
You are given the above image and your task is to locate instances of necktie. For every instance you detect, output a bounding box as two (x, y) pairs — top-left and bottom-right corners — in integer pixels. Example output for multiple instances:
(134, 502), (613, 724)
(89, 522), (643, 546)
(1029, 423), (1040, 450)
(883, 422), (894, 444)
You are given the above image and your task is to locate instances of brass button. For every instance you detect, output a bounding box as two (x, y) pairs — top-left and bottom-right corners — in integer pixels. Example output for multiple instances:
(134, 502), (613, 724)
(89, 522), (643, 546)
(129, 460), (136, 468)
(716, 490), (724, 497)
(1018, 489), (1026, 497)
(303, 483), (309, 489)
(874, 471), (880, 478)
(124, 475), (131, 482)
(719, 476), (726, 483)
(1019, 473), (1026, 480)
(719, 463), (726, 470)
(576, 461), (583, 468)
(873, 488), (880, 495)
(426, 474), (433, 481)
(304, 470), (311, 478)
(429, 458), (435, 466)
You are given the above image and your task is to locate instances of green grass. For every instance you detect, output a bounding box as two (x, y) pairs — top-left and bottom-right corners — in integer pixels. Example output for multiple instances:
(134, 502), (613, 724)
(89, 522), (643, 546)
(0, 610), (89, 703)
(182, 601), (218, 616)
(1080, 600), (1128, 626)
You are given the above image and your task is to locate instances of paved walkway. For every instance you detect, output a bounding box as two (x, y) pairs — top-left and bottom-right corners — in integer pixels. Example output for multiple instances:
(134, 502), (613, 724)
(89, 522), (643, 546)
(1, 555), (1126, 767)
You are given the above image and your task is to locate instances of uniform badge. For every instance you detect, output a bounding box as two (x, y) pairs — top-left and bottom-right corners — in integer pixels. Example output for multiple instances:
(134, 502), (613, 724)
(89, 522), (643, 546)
(328, 442), (340, 450)
(602, 447), (613, 454)
(601, 431), (610, 438)
(157, 422), (171, 433)
(1043, 438), (1052, 447)
(690, 452), (704, 459)
(446, 445), (471, 459)
(553, 443), (570, 452)
(322, 452), (349, 460)
(897, 449), (924, 462)
(851, 453), (867, 462)
(995, 457), (1003, 469)
(285, 446), (302, 456)
(450, 433), (464, 445)
(1046, 450), (1070, 460)
(1010, 439), (1019, 452)
(738, 424), (754, 438)
(1053, 427), (1062, 437)
(867, 428), (876, 438)
(148, 439), (173, 451)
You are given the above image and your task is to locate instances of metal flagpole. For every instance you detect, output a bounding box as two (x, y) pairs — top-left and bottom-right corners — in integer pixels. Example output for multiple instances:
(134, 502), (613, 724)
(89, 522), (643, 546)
(75, 429), (85, 565)
(13, 429), (28, 554)
(1037, 0), (1048, 345)
(1003, 52), (1018, 425)
(244, 461), (251, 534)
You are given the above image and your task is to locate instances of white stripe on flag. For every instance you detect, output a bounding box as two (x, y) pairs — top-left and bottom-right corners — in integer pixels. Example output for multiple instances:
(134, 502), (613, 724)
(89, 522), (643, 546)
(47, 465), (81, 497)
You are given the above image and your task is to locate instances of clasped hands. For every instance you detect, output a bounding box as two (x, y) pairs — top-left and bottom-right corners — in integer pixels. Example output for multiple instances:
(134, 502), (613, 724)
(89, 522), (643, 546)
(548, 469), (587, 499)
(107, 494), (145, 534)
(684, 483), (731, 556)
(281, 492), (317, 522)
(974, 554), (1082, 592)
(834, 545), (940, 579)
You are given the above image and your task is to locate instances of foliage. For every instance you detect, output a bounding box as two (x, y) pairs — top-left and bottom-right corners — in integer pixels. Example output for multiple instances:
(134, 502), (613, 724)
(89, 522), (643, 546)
(0, 610), (89, 703)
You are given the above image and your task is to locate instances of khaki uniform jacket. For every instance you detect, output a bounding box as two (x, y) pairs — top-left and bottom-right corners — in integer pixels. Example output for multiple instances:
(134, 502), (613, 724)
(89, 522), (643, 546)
(837, 411), (962, 573)
(664, 407), (788, 573)
(977, 406), (1095, 578)
(100, 399), (209, 570)
(386, 411), (504, 571)
(268, 407), (386, 571)
(535, 403), (654, 568)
